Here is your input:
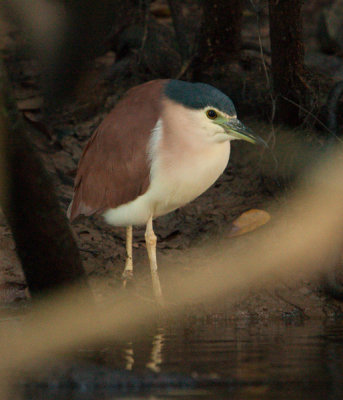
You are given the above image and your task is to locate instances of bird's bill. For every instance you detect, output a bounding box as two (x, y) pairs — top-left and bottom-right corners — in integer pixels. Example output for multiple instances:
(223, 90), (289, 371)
(219, 118), (267, 146)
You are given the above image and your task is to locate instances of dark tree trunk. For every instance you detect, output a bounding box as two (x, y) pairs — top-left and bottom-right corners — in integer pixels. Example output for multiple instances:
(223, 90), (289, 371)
(269, 0), (307, 125)
(0, 64), (90, 300)
(193, 0), (243, 79)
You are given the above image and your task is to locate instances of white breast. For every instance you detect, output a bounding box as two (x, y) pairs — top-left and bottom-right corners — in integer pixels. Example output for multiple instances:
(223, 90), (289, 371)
(149, 139), (230, 218)
(103, 119), (231, 227)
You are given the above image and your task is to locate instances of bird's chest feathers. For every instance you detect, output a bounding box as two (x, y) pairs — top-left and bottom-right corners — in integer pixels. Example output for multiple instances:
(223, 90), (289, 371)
(150, 132), (231, 213)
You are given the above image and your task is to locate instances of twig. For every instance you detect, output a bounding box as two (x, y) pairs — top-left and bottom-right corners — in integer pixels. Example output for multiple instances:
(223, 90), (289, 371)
(167, 0), (190, 62)
(138, 0), (151, 64)
(250, 0), (276, 150)
(250, 0), (278, 182)
(280, 95), (343, 143)
(175, 57), (194, 80)
(274, 289), (310, 319)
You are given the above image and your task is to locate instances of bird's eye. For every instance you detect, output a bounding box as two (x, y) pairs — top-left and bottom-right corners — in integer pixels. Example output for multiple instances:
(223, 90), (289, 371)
(206, 109), (217, 119)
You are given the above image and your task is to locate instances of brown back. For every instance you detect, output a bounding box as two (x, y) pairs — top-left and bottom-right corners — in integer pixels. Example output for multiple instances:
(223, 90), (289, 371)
(68, 80), (167, 221)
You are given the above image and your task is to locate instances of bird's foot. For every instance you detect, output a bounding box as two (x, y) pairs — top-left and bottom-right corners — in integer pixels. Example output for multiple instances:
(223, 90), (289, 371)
(122, 270), (133, 288)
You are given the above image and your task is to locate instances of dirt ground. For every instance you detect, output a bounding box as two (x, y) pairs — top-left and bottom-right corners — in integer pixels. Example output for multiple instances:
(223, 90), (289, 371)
(1, 0), (343, 320)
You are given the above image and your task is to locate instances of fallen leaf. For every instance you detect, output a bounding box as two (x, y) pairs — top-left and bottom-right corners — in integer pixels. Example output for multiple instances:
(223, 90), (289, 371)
(228, 209), (271, 238)
(150, 3), (171, 17)
(17, 96), (43, 111)
(23, 111), (55, 140)
(23, 110), (42, 123)
(95, 51), (116, 67)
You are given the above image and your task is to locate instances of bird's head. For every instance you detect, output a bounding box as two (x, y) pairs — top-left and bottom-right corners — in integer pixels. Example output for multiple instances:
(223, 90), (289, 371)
(163, 80), (267, 147)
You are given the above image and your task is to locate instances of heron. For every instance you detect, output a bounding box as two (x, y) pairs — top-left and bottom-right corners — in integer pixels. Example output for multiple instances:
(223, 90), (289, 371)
(68, 79), (266, 305)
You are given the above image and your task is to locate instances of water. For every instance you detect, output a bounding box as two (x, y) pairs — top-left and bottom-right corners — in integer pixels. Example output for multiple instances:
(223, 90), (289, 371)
(19, 320), (343, 399)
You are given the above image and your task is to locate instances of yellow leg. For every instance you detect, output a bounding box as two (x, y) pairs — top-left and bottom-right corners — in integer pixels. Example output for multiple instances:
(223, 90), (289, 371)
(122, 225), (133, 287)
(145, 216), (164, 305)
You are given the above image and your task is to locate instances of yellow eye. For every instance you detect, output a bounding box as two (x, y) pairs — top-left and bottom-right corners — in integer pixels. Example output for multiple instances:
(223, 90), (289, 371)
(206, 109), (217, 119)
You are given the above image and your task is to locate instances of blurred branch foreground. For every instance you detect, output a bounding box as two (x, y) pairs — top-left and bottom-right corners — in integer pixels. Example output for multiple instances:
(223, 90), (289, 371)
(1, 147), (343, 393)
(1, 0), (343, 397)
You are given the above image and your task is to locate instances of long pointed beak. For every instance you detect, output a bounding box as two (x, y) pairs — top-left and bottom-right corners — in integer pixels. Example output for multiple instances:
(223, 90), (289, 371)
(223, 119), (268, 147)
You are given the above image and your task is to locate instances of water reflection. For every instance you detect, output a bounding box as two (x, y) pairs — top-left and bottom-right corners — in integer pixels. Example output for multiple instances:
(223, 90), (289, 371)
(123, 327), (164, 373)
(18, 320), (343, 399)
(123, 342), (134, 371)
(145, 328), (164, 373)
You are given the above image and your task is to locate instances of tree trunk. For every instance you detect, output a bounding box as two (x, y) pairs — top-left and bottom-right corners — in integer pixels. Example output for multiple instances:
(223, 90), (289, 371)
(0, 63), (90, 300)
(193, 0), (243, 79)
(269, 0), (307, 125)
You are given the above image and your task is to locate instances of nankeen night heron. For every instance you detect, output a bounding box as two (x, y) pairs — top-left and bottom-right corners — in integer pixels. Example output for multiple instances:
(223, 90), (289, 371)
(68, 79), (265, 305)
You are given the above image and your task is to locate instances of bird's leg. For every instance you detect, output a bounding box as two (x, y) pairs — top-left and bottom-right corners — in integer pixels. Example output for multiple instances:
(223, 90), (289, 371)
(122, 225), (133, 287)
(145, 216), (164, 305)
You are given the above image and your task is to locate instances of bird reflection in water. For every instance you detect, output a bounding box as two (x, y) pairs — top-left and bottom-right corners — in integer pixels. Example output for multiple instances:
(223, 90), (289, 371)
(123, 328), (165, 373)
